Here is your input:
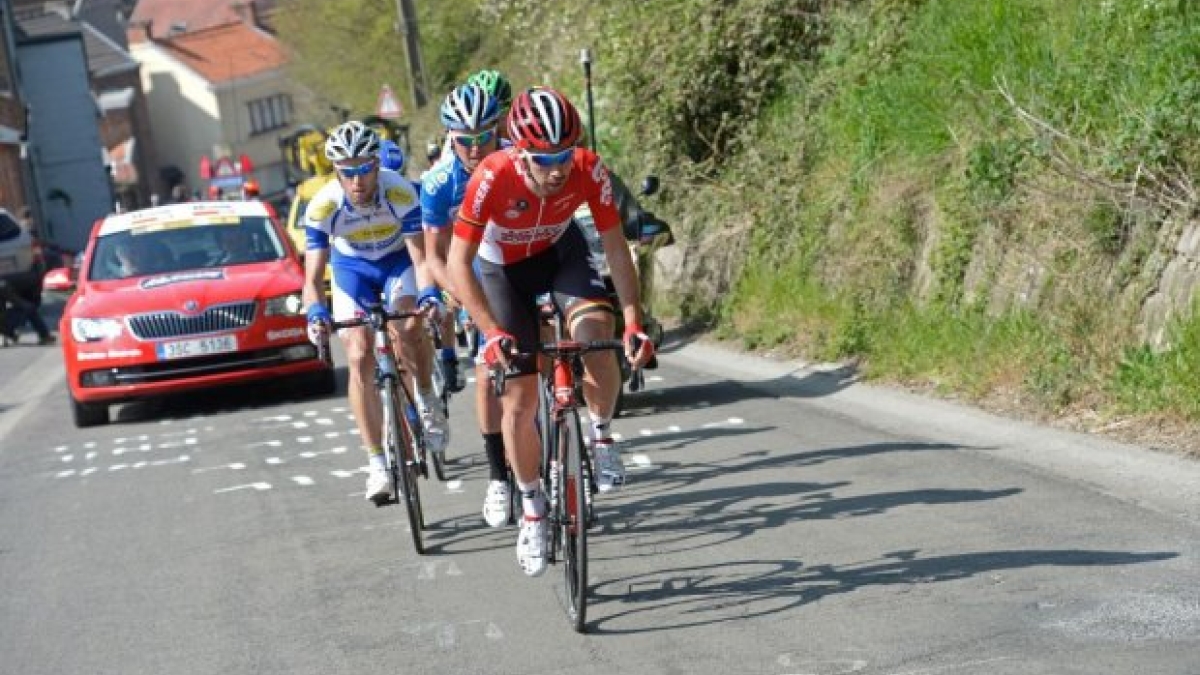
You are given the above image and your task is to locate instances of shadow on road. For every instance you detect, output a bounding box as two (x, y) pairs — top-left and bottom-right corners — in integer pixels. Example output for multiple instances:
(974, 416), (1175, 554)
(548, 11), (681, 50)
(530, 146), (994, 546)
(621, 363), (858, 420)
(587, 548), (1178, 634)
(110, 368), (344, 424)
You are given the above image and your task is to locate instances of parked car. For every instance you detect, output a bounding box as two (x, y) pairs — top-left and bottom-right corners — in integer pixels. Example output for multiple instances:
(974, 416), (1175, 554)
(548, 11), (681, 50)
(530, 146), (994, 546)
(49, 200), (335, 427)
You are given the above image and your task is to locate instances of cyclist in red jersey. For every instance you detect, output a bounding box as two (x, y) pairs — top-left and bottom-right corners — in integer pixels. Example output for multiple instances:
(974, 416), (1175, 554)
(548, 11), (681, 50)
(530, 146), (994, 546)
(447, 86), (654, 577)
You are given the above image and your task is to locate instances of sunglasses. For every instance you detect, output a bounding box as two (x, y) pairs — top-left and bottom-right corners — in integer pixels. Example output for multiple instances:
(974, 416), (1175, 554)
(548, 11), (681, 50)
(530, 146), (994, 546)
(525, 147), (575, 167)
(452, 127), (497, 148)
(336, 160), (377, 179)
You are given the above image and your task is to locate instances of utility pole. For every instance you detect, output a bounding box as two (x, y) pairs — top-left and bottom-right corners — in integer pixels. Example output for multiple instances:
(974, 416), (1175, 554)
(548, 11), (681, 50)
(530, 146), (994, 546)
(394, 0), (429, 109)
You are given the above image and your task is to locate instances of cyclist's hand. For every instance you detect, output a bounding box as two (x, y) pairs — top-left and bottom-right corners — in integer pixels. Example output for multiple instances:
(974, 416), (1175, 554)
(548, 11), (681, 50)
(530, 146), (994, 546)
(623, 322), (654, 369)
(306, 304), (332, 347)
(482, 330), (516, 370)
(417, 286), (444, 319)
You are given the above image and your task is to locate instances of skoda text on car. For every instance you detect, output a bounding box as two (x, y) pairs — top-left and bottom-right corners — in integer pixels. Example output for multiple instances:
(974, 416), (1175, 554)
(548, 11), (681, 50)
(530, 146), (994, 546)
(57, 201), (334, 427)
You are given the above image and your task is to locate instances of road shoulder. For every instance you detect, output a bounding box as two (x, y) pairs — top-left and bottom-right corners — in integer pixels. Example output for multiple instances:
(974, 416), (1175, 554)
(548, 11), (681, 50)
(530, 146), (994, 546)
(667, 336), (1200, 522)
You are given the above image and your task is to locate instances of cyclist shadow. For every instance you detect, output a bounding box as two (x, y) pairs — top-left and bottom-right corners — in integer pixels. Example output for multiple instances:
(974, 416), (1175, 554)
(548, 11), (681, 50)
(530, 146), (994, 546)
(598, 479), (1022, 559)
(620, 363), (858, 419)
(583, 548), (1179, 635)
(618, 439), (966, 499)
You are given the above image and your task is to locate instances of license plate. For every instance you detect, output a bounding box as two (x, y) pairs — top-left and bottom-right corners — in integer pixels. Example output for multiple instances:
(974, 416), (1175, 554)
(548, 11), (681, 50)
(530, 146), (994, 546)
(0, 256), (15, 273)
(156, 334), (238, 360)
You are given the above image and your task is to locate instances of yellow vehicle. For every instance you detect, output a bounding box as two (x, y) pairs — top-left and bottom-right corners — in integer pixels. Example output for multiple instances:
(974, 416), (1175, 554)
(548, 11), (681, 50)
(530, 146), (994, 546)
(280, 117), (410, 295)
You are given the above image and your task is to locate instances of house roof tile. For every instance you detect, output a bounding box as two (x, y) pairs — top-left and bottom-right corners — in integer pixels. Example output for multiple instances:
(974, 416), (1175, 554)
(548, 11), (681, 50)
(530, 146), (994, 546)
(131, 0), (238, 39)
(156, 21), (286, 84)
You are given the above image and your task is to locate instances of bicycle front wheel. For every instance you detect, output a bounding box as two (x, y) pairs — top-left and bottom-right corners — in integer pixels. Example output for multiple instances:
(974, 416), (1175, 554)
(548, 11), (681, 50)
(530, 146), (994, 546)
(383, 381), (424, 555)
(558, 407), (589, 632)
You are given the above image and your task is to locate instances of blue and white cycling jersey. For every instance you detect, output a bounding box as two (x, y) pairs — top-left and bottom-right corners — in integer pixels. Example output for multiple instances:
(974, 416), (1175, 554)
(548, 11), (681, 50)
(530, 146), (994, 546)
(304, 169), (422, 264)
(304, 169), (423, 318)
(420, 140), (512, 229)
(420, 155), (471, 230)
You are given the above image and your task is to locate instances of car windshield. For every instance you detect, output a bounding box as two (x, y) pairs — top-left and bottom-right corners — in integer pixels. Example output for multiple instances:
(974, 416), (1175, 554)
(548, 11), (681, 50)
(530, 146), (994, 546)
(89, 216), (286, 281)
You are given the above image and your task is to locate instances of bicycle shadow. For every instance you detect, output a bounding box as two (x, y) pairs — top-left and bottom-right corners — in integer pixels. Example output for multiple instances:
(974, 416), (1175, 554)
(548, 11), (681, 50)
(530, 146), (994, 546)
(420, 439), (976, 559)
(584, 548), (1179, 634)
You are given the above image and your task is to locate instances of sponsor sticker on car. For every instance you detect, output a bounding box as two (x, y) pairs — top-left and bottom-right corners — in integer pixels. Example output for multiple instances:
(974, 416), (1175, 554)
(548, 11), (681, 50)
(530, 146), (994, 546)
(156, 334), (238, 360)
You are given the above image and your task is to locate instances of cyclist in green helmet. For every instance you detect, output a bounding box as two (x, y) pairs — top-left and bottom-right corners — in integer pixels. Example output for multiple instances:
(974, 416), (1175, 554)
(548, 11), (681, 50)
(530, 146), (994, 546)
(467, 69), (513, 139)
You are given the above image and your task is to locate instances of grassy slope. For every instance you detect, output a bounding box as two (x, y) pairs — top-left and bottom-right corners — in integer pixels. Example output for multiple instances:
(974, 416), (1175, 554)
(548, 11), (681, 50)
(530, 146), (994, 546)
(642, 0), (1200, 436)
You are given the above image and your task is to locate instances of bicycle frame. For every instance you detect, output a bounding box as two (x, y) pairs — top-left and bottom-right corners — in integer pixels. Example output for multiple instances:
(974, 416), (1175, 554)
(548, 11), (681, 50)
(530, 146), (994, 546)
(329, 304), (429, 555)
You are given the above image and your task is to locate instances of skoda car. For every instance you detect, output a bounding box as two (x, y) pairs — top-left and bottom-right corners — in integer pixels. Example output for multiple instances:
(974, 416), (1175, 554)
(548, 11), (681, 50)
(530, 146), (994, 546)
(54, 201), (334, 427)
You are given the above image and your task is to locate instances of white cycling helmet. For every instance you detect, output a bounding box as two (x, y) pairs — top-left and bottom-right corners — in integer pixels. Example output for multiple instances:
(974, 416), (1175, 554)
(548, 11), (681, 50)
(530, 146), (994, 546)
(324, 121), (380, 162)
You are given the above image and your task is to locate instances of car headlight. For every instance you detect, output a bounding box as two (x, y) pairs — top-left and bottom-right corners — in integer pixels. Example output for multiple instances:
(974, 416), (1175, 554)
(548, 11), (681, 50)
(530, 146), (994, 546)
(70, 317), (124, 342)
(264, 292), (305, 316)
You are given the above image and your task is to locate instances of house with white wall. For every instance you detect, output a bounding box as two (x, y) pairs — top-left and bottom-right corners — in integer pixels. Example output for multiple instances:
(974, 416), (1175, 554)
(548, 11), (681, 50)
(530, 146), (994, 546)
(128, 2), (297, 199)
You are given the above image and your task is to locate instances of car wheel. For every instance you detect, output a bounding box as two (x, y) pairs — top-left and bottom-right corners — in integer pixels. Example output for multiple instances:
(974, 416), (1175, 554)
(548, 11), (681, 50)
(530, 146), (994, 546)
(71, 396), (109, 428)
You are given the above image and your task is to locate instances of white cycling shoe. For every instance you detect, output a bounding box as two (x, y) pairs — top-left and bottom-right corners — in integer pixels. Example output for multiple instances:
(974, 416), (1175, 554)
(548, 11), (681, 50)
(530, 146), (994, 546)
(364, 467), (392, 502)
(482, 480), (512, 528)
(421, 404), (448, 454)
(592, 438), (626, 493)
(516, 516), (549, 577)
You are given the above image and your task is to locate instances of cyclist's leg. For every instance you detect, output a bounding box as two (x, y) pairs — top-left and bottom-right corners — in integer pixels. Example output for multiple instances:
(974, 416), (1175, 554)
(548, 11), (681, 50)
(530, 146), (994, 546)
(480, 255), (552, 575)
(438, 297), (463, 392)
(330, 264), (388, 499)
(552, 224), (624, 491)
(478, 348), (509, 526)
(384, 262), (447, 453)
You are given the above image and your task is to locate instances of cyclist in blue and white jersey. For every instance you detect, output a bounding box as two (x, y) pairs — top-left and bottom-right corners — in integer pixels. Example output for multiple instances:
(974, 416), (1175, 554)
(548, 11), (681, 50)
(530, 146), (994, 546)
(303, 121), (448, 503)
(420, 81), (514, 527)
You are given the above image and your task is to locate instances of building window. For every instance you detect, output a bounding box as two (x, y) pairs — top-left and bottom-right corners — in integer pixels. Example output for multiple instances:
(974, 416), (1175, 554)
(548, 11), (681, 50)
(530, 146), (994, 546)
(247, 94), (292, 135)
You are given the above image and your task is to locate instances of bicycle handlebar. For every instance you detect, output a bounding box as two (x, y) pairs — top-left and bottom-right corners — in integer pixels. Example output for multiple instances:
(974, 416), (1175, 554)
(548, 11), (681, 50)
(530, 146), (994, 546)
(329, 308), (424, 331)
(488, 338), (634, 397)
(313, 306), (426, 366)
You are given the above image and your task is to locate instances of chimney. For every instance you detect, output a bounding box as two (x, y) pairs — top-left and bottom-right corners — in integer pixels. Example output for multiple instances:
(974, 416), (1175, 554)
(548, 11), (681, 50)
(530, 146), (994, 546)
(127, 18), (153, 43)
(231, 0), (260, 29)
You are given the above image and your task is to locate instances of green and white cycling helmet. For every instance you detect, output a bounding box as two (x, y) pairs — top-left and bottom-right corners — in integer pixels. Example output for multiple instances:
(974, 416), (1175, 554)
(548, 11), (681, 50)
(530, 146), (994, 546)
(467, 69), (513, 110)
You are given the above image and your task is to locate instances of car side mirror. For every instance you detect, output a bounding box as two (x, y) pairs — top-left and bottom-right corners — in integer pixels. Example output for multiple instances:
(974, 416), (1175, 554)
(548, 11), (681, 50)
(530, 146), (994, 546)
(43, 266), (76, 293)
(639, 175), (660, 197)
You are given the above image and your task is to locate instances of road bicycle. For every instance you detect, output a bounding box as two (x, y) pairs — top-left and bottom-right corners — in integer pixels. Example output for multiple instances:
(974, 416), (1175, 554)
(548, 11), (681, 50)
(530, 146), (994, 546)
(491, 313), (632, 632)
(425, 315), (452, 482)
(319, 304), (430, 555)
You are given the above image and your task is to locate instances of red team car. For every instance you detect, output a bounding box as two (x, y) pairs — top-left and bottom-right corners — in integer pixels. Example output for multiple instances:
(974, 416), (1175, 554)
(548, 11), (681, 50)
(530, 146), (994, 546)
(47, 201), (334, 427)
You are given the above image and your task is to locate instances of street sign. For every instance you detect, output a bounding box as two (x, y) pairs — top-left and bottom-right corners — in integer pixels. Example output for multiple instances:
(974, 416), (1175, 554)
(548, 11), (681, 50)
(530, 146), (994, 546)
(377, 84), (403, 119)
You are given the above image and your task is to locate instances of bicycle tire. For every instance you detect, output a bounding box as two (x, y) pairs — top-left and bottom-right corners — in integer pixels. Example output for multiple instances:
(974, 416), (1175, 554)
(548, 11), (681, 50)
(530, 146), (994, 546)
(427, 352), (451, 482)
(384, 381), (425, 554)
(379, 384), (403, 505)
(559, 406), (589, 632)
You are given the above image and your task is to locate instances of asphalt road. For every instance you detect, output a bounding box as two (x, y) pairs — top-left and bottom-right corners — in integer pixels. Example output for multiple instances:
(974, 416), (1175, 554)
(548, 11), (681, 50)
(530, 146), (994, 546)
(0, 324), (1197, 675)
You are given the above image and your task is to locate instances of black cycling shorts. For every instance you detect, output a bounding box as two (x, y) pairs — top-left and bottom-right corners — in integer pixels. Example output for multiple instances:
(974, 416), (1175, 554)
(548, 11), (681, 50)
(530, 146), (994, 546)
(478, 223), (613, 376)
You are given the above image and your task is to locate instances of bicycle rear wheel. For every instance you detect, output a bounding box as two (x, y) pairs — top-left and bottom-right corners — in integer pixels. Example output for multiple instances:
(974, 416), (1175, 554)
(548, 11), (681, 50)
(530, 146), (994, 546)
(558, 407), (589, 632)
(383, 382), (424, 554)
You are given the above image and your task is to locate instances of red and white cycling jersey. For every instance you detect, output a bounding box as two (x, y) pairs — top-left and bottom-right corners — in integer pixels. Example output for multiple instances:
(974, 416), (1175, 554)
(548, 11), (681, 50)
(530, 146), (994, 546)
(453, 147), (622, 264)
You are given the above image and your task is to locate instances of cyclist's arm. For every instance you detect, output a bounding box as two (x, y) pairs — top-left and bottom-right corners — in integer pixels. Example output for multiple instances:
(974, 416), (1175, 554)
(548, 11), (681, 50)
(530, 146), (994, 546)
(301, 196), (334, 310)
(598, 225), (644, 330)
(405, 228), (436, 292)
(418, 169), (456, 292)
(447, 229), (497, 334)
(302, 241), (329, 310)
(587, 153), (645, 329)
(421, 225), (453, 291)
